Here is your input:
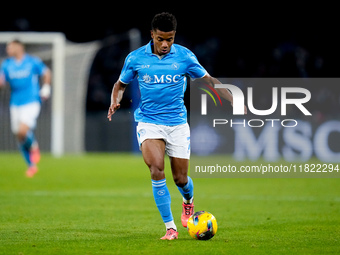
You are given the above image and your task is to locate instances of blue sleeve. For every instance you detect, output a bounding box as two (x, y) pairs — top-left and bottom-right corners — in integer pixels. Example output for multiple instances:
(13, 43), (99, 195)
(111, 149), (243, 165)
(32, 56), (47, 76)
(186, 51), (207, 79)
(119, 53), (136, 84)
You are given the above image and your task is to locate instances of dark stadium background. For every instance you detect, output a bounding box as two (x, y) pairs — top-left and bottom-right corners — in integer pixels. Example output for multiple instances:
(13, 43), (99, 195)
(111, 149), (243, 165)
(1, 4), (337, 77)
(1, 4), (338, 152)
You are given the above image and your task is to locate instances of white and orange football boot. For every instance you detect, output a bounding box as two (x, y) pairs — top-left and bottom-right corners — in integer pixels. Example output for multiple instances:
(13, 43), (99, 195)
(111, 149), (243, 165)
(30, 144), (41, 164)
(160, 228), (178, 240)
(26, 165), (38, 178)
(181, 201), (194, 228)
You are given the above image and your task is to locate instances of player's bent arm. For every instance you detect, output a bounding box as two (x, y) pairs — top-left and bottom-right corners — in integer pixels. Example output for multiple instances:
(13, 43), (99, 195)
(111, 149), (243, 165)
(40, 68), (52, 100)
(202, 73), (233, 103)
(43, 68), (52, 85)
(0, 73), (6, 88)
(202, 73), (247, 114)
(107, 79), (127, 121)
(0, 77), (5, 88)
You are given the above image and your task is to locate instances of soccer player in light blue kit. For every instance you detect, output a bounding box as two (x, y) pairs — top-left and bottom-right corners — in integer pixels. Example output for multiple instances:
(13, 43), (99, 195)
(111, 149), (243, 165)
(0, 39), (51, 177)
(108, 13), (244, 240)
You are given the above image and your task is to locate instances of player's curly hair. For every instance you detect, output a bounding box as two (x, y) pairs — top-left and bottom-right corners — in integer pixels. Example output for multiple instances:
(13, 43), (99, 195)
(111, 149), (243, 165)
(151, 12), (177, 32)
(7, 39), (25, 48)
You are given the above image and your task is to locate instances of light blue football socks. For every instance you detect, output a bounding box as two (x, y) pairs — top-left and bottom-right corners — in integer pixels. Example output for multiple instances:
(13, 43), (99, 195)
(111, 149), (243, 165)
(152, 177), (194, 230)
(18, 130), (36, 166)
(177, 176), (194, 203)
(152, 179), (176, 230)
(22, 130), (35, 149)
(19, 144), (31, 166)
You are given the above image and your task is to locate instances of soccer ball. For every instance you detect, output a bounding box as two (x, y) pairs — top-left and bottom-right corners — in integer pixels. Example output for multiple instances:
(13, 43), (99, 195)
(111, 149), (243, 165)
(187, 211), (218, 240)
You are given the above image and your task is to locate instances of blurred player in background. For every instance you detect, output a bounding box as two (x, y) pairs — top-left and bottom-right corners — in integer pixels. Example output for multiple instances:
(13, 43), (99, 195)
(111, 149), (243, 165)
(0, 39), (51, 177)
(108, 12), (245, 240)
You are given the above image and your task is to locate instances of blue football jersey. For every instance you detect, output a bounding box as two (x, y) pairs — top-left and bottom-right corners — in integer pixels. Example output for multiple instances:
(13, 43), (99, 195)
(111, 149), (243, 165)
(119, 41), (207, 126)
(0, 54), (47, 106)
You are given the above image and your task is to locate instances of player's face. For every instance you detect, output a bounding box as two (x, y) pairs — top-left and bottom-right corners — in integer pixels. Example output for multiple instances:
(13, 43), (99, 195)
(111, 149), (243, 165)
(6, 43), (16, 57)
(151, 29), (176, 56)
(6, 42), (23, 57)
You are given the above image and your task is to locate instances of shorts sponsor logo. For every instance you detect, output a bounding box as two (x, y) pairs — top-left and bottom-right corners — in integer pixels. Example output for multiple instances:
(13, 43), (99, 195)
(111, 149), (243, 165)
(138, 129), (146, 136)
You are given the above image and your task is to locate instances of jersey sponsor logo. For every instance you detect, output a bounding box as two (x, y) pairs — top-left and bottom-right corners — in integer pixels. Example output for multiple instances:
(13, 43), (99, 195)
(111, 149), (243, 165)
(142, 74), (152, 83)
(8, 69), (30, 79)
(143, 74), (181, 84)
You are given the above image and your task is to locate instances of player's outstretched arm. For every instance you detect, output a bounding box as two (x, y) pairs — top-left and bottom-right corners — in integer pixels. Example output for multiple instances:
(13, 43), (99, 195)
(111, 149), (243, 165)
(107, 80), (127, 121)
(202, 73), (247, 114)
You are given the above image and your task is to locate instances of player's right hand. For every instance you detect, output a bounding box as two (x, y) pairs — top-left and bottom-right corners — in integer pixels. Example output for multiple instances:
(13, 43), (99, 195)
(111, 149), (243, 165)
(107, 103), (120, 121)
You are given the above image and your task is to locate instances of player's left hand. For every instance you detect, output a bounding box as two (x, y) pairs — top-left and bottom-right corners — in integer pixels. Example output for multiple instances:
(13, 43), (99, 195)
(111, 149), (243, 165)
(40, 84), (51, 101)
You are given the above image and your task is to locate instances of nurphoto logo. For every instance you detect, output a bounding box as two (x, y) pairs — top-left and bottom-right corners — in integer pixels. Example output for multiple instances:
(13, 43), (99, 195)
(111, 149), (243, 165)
(200, 84), (312, 128)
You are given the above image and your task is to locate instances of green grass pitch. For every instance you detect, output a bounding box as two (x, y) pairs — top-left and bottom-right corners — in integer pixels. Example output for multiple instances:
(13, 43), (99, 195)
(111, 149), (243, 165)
(0, 153), (339, 254)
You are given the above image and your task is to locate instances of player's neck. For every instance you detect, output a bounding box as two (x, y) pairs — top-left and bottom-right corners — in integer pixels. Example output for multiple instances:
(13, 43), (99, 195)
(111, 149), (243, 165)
(14, 52), (25, 62)
(151, 44), (166, 60)
(151, 44), (159, 56)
